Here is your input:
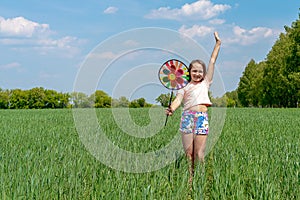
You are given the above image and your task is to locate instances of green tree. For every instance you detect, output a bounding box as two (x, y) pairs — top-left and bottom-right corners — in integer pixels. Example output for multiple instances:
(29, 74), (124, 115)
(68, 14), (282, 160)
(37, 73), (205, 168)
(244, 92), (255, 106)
(129, 99), (140, 108)
(43, 89), (69, 108)
(237, 59), (265, 107)
(262, 15), (300, 107)
(56, 92), (70, 108)
(211, 95), (227, 107)
(137, 98), (146, 107)
(225, 90), (240, 107)
(9, 89), (29, 109)
(93, 90), (112, 108)
(129, 98), (152, 108)
(0, 88), (9, 109)
(28, 87), (46, 109)
(155, 93), (175, 107)
(112, 96), (130, 107)
(119, 96), (130, 107)
(70, 92), (92, 108)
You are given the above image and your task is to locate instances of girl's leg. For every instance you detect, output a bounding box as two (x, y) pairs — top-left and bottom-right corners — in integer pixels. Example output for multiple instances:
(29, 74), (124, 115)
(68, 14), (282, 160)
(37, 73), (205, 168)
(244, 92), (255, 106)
(181, 133), (194, 184)
(193, 135), (207, 162)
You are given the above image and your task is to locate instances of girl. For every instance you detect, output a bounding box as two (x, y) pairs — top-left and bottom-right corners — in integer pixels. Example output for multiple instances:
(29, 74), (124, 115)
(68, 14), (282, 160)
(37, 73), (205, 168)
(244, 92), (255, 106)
(165, 32), (221, 183)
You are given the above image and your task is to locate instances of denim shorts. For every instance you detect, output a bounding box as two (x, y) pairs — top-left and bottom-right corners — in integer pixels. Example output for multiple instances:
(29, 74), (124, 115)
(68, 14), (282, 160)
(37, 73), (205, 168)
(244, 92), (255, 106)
(180, 110), (209, 135)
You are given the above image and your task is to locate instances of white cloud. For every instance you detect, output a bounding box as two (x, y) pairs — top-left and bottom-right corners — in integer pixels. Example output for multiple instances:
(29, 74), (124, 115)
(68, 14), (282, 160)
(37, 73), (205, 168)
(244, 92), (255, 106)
(34, 36), (83, 57)
(0, 38), (31, 45)
(104, 6), (118, 14)
(145, 0), (231, 20)
(0, 16), (85, 57)
(225, 26), (275, 45)
(0, 16), (50, 37)
(209, 19), (225, 25)
(37, 36), (79, 48)
(2, 36), (84, 58)
(178, 25), (214, 38)
(0, 62), (21, 70)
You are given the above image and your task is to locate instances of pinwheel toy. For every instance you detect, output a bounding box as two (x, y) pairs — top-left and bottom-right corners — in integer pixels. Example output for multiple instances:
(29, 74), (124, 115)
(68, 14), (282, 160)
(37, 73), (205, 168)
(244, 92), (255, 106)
(158, 59), (189, 126)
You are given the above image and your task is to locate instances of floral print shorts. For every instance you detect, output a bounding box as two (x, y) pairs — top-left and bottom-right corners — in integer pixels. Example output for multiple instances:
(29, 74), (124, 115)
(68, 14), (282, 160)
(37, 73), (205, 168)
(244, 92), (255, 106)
(180, 110), (209, 135)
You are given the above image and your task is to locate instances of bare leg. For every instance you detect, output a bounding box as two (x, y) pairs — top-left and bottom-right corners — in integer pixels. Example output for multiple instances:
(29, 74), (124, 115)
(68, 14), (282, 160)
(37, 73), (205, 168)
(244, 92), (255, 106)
(193, 134), (207, 163)
(181, 133), (194, 184)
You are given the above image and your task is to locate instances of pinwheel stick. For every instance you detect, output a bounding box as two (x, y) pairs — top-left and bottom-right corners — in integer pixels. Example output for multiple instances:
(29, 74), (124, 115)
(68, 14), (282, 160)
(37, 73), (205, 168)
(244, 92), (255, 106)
(164, 90), (174, 126)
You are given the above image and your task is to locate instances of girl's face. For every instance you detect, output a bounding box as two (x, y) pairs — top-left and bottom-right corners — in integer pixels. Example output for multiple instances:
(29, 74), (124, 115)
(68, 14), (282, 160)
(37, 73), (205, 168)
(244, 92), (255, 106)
(190, 62), (204, 82)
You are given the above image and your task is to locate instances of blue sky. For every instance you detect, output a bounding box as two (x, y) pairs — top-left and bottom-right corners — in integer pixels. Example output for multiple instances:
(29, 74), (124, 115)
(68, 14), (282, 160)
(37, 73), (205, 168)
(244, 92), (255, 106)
(0, 0), (299, 103)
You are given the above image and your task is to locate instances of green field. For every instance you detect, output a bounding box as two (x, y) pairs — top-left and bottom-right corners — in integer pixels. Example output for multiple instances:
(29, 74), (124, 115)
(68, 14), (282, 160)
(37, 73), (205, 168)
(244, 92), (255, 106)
(0, 108), (299, 199)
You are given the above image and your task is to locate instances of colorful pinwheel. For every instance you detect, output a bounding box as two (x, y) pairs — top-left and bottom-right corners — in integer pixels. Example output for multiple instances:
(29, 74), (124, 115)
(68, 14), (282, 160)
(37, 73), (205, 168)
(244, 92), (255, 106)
(159, 59), (189, 90)
(158, 59), (189, 126)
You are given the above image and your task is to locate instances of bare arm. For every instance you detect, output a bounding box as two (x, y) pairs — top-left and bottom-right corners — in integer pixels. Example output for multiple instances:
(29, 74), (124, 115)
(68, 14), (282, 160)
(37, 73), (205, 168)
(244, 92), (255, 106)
(206, 32), (221, 82)
(165, 93), (183, 116)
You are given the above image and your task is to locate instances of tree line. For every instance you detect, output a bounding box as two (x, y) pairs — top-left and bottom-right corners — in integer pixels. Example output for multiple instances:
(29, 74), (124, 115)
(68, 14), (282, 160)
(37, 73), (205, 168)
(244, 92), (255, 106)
(0, 87), (152, 109)
(0, 86), (234, 109)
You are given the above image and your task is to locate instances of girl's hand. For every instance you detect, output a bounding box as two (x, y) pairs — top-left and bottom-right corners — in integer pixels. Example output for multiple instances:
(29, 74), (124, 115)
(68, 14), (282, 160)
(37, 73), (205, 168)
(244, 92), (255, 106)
(214, 32), (221, 45)
(165, 107), (174, 116)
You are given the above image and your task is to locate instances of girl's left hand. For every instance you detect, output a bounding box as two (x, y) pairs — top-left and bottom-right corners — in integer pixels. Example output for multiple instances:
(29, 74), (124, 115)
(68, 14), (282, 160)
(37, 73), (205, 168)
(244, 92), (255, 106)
(214, 32), (221, 44)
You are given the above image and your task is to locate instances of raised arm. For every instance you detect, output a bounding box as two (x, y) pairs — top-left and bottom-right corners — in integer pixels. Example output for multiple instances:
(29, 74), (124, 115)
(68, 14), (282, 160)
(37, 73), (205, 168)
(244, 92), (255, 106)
(206, 32), (221, 82)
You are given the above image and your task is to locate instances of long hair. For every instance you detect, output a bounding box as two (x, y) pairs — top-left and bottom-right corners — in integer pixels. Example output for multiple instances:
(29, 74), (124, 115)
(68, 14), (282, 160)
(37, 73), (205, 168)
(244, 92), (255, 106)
(187, 59), (207, 82)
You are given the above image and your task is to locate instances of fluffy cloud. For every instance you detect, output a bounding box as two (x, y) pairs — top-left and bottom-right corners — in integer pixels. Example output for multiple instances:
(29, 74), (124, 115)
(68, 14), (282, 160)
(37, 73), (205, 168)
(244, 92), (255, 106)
(178, 25), (214, 38)
(0, 16), (50, 37)
(34, 36), (83, 57)
(37, 36), (78, 48)
(104, 6), (118, 14)
(0, 16), (84, 57)
(209, 19), (225, 25)
(225, 26), (275, 45)
(145, 0), (231, 20)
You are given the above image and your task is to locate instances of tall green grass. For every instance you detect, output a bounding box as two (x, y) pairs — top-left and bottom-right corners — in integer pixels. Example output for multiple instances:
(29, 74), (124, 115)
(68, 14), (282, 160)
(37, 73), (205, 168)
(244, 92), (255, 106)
(0, 108), (299, 199)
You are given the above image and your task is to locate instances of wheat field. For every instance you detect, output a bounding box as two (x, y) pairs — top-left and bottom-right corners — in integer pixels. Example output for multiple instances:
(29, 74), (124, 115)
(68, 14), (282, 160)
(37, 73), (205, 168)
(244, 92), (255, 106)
(0, 108), (299, 199)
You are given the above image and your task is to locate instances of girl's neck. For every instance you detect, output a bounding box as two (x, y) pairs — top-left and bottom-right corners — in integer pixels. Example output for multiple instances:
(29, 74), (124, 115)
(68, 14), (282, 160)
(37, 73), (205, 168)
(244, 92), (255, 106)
(190, 79), (204, 84)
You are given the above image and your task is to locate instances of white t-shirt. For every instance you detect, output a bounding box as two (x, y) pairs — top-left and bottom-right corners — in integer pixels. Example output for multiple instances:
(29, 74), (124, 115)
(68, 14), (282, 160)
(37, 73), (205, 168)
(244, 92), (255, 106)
(177, 77), (212, 110)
